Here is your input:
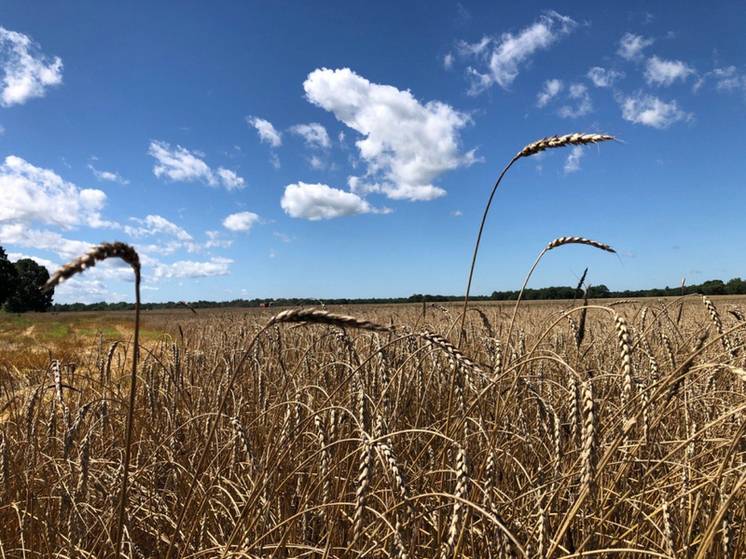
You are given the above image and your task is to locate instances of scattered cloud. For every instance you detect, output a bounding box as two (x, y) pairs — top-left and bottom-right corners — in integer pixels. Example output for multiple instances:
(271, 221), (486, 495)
(450, 210), (463, 217)
(303, 67), (475, 201)
(124, 215), (192, 241)
(0, 155), (112, 229)
(0, 27), (63, 106)
(289, 122), (330, 148)
(587, 66), (624, 88)
(223, 211), (260, 232)
(558, 83), (593, 118)
(536, 79), (563, 107)
(617, 32), (654, 61)
(273, 231), (292, 243)
(204, 230), (232, 249)
(247, 116), (282, 147)
(152, 257), (233, 280)
(148, 140), (245, 190)
(88, 163), (129, 185)
(443, 52), (454, 70)
(564, 146), (583, 173)
(644, 56), (694, 86)
(281, 182), (373, 220)
(618, 92), (692, 128)
(458, 11), (577, 93)
(0, 223), (93, 259)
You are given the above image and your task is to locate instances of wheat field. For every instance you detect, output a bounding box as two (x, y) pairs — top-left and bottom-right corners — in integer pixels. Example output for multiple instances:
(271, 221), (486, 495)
(1, 294), (745, 557)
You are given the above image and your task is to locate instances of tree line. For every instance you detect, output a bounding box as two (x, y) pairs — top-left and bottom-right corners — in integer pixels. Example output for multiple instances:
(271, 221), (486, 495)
(1, 243), (744, 313)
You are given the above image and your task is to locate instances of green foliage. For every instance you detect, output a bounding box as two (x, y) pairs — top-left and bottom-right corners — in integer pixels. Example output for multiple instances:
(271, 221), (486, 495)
(5, 258), (54, 313)
(0, 246), (19, 307)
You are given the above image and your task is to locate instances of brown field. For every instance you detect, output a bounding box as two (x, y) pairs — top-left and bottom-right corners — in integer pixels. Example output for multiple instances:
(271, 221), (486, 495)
(1, 296), (745, 557)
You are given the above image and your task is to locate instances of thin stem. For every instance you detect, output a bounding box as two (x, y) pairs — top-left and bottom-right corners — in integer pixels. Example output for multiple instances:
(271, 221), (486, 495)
(458, 156), (519, 347)
(505, 247), (548, 350)
(114, 268), (140, 557)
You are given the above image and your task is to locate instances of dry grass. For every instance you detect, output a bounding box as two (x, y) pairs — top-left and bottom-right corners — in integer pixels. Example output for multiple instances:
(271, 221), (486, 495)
(1, 297), (745, 557)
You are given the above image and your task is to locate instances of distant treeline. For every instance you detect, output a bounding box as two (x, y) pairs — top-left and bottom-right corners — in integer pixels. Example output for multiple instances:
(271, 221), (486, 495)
(49, 277), (746, 312)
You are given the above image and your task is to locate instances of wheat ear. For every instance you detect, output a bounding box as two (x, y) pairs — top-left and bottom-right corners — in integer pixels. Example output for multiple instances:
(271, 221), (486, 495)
(45, 241), (141, 557)
(506, 236), (615, 347)
(459, 133), (615, 346)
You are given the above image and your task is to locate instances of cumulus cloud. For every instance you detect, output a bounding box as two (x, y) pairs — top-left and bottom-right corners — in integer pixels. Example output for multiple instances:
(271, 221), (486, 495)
(0, 27), (63, 106)
(619, 92), (691, 128)
(617, 32), (654, 61)
(558, 83), (593, 118)
(289, 122), (330, 148)
(303, 67), (475, 201)
(587, 66), (624, 88)
(148, 141), (245, 190)
(459, 11), (577, 93)
(0, 223), (93, 259)
(223, 211), (260, 232)
(536, 79), (563, 107)
(247, 116), (282, 147)
(0, 155), (112, 229)
(281, 182), (372, 220)
(644, 56), (694, 86)
(88, 164), (129, 185)
(564, 146), (584, 173)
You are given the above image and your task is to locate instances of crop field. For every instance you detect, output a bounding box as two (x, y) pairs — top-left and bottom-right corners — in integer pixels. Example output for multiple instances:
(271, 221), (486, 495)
(1, 293), (745, 558)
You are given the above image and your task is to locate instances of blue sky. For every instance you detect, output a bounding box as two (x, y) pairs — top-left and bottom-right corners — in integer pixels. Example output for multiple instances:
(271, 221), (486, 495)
(1, 1), (745, 303)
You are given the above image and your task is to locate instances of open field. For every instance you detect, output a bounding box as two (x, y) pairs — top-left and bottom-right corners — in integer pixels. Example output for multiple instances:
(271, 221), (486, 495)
(1, 295), (745, 557)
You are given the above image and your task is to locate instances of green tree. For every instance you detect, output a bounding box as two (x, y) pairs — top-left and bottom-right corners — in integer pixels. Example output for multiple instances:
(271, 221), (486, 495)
(0, 246), (19, 307)
(5, 258), (54, 313)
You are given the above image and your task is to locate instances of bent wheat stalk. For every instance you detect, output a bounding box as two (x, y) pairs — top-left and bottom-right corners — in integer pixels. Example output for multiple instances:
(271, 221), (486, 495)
(459, 133), (615, 346)
(505, 236), (615, 348)
(44, 241), (141, 557)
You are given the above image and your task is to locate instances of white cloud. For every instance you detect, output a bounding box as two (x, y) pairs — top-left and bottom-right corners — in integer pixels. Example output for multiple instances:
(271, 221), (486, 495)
(644, 56), (694, 86)
(587, 66), (624, 87)
(153, 257), (232, 280)
(558, 83), (593, 118)
(247, 116), (282, 147)
(459, 11), (577, 93)
(536, 79), (563, 107)
(215, 167), (246, 189)
(450, 210), (463, 217)
(0, 27), (63, 106)
(148, 140), (245, 190)
(617, 33), (654, 61)
(289, 122), (330, 148)
(0, 224), (92, 259)
(303, 67), (475, 201)
(443, 52), (454, 69)
(281, 182), (372, 220)
(223, 211), (260, 232)
(619, 92), (691, 128)
(124, 215), (192, 241)
(88, 164), (129, 185)
(564, 146), (583, 173)
(204, 230), (232, 249)
(6, 251), (57, 272)
(0, 155), (111, 229)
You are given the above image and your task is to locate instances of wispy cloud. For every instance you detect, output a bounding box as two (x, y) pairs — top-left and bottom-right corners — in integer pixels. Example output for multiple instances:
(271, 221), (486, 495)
(587, 66), (624, 88)
(458, 11), (577, 93)
(0, 27), (63, 106)
(88, 163), (129, 185)
(247, 116), (282, 147)
(564, 146), (583, 173)
(617, 32), (654, 61)
(618, 92), (692, 128)
(644, 56), (694, 86)
(148, 141), (246, 190)
(536, 79), (563, 107)
(289, 122), (330, 148)
(558, 83), (593, 118)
